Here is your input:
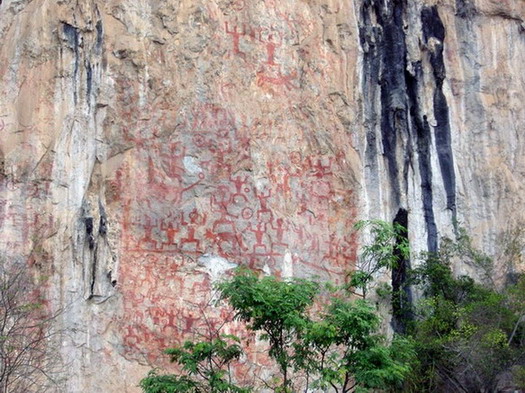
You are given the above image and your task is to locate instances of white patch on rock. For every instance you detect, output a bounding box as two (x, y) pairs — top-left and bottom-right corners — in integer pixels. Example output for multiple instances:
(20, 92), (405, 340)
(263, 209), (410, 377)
(282, 250), (293, 278)
(197, 254), (238, 282)
(183, 156), (203, 175)
(262, 263), (271, 276)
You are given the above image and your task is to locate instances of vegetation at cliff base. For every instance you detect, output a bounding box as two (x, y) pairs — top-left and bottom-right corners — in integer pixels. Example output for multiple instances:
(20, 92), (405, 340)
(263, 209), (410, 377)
(0, 260), (62, 393)
(140, 335), (248, 393)
(398, 234), (525, 392)
(140, 221), (525, 393)
(141, 268), (413, 393)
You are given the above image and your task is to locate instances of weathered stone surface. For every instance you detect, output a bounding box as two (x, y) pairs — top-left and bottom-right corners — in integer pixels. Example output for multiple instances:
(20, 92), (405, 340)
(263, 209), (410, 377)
(0, 0), (524, 391)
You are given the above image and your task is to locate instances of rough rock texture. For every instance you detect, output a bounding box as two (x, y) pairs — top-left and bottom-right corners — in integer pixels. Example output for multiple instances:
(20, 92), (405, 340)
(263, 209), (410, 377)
(0, 0), (524, 391)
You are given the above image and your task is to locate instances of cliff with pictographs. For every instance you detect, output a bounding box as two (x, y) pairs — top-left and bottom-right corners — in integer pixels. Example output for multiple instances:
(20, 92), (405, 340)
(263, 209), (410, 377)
(0, 0), (524, 391)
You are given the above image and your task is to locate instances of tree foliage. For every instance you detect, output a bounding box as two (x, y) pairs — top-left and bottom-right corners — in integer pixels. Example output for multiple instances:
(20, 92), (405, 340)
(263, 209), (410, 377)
(350, 220), (409, 298)
(297, 297), (414, 393)
(219, 269), (413, 393)
(141, 221), (525, 393)
(398, 234), (525, 393)
(141, 264), (414, 393)
(140, 335), (248, 393)
(217, 270), (319, 391)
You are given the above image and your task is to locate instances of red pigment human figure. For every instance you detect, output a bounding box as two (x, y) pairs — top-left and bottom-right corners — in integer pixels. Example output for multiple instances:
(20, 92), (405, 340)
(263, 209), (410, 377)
(139, 216), (158, 250)
(297, 192), (317, 225)
(308, 234), (320, 255)
(180, 209), (206, 252)
(293, 224), (307, 243)
(233, 124), (251, 161)
(160, 215), (181, 248)
(225, 21), (246, 58)
(287, 151), (306, 179)
(270, 218), (288, 247)
(179, 310), (201, 334)
(255, 187), (272, 221)
(259, 28), (283, 65)
(268, 162), (291, 194)
(336, 234), (358, 267)
(208, 186), (245, 256)
(160, 142), (185, 181)
(249, 222), (268, 253)
(323, 233), (340, 261)
(230, 174), (250, 202)
(310, 156), (334, 178)
(211, 185), (237, 231)
(343, 233), (357, 255)
(148, 307), (169, 326)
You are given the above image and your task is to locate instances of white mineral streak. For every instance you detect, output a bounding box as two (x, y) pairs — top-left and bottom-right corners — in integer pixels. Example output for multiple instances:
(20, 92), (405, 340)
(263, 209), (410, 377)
(197, 254), (238, 283)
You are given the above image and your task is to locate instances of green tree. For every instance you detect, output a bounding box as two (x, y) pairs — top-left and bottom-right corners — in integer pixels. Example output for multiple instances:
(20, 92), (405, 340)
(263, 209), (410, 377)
(350, 220), (409, 298)
(217, 269), (319, 392)
(297, 296), (414, 393)
(400, 242), (525, 393)
(139, 335), (249, 393)
(218, 269), (414, 393)
(141, 268), (415, 393)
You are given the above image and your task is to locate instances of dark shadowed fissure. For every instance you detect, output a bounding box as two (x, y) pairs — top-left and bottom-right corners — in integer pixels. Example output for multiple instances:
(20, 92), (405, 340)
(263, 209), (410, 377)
(359, 1), (456, 254)
(62, 23), (80, 104)
(406, 63), (439, 252)
(421, 6), (457, 220)
(83, 215), (97, 299)
(360, 0), (409, 209)
(391, 208), (412, 333)
(359, 2), (457, 331)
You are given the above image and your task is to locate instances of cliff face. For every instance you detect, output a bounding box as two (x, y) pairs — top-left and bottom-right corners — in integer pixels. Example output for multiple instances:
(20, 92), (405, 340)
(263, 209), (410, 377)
(1, 0), (524, 391)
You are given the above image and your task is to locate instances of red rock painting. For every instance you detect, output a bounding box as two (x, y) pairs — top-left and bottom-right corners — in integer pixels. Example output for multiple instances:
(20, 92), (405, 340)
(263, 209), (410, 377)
(116, 101), (357, 358)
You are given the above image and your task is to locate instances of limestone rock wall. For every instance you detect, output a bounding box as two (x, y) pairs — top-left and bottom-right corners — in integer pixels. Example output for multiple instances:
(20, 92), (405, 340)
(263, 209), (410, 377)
(0, 0), (524, 391)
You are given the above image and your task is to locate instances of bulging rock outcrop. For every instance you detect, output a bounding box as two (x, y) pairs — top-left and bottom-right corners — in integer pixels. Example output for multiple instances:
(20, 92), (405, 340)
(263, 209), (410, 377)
(1, 0), (524, 391)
